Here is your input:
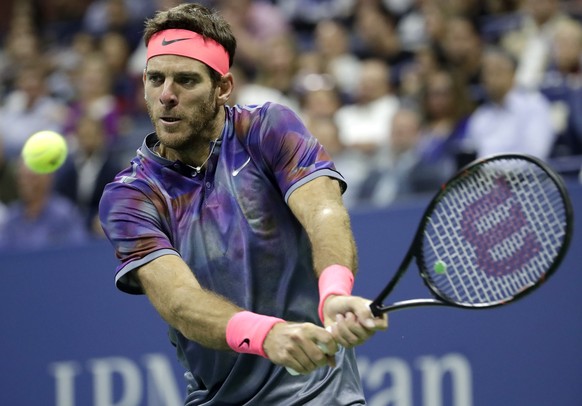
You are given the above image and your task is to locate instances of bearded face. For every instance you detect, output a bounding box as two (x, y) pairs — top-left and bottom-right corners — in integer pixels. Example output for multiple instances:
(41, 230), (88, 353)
(144, 55), (222, 152)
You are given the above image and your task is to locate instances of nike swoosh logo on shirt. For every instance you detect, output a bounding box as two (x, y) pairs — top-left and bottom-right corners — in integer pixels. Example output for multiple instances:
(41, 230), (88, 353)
(239, 338), (250, 348)
(232, 157), (251, 177)
(161, 37), (191, 46)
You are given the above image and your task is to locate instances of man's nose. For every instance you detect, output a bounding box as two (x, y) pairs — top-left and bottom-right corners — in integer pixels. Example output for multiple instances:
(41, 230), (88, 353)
(159, 81), (178, 106)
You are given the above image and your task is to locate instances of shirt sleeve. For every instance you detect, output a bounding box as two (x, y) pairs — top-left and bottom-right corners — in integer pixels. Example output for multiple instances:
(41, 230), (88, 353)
(255, 103), (347, 202)
(99, 181), (179, 294)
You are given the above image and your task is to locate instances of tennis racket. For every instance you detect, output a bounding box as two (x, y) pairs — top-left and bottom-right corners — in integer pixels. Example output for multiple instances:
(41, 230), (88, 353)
(369, 153), (573, 316)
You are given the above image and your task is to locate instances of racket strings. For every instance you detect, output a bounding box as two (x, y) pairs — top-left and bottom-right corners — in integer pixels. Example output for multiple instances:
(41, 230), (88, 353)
(428, 196), (508, 304)
(421, 159), (568, 306)
(432, 176), (517, 303)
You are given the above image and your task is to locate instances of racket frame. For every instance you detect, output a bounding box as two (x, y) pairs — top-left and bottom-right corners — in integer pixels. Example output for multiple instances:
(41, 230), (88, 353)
(369, 154), (574, 316)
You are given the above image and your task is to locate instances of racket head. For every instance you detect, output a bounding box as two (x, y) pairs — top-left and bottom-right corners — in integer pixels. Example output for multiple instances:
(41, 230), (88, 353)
(414, 154), (573, 309)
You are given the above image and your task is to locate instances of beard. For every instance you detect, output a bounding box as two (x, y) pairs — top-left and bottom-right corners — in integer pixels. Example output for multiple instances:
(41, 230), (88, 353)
(147, 88), (221, 151)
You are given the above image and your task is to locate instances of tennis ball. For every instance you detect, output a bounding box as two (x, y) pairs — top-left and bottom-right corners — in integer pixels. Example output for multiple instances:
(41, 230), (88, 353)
(434, 260), (447, 274)
(21, 130), (68, 174)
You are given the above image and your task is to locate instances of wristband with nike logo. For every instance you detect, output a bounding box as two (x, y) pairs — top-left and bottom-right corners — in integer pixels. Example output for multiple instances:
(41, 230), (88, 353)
(226, 311), (284, 358)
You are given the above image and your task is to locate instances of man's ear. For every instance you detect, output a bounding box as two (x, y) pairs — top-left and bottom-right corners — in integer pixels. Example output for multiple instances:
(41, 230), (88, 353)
(216, 72), (234, 105)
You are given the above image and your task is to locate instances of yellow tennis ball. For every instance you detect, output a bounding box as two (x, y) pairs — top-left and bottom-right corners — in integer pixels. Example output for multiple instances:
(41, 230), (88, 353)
(21, 130), (68, 174)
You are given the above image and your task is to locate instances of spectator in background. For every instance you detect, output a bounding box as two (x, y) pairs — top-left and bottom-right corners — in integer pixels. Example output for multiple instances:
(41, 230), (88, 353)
(296, 78), (370, 205)
(54, 114), (124, 237)
(394, 0), (429, 54)
(479, 0), (522, 43)
(335, 58), (400, 154)
(352, 1), (402, 62)
(312, 19), (362, 99)
(417, 69), (473, 173)
(394, 1), (451, 103)
(399, 45), (441, 108)
(298, 75), (342, 126)
(356, 108), (429, 207)
(307, 117), (370, 209)
(539, 19), (582, 157)
(63, 52), (125, 146)
(418, 1), (448, 54)
(234, 34), (301, 113)
(441, 15), (486, 106)
(99, 31), (138, 115)
(464, 47), (555, 160)
(501, 0), (574, 90)
(0, 63), (67, 159)
(218, 0), (291, 76)
(34, 0), (91, 45)
(229, 63), (299, 114)
(82, 0), (150, 51)
(393, 0), (449, 76)
(0, 2), (42, 95)
(274, 0), (355, 47)
(47, 31), (97, 103)
(0, 160), (89, 251)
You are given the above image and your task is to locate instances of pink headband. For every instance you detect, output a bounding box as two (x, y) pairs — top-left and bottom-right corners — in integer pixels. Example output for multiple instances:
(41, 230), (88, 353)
(146, 29), (229, 75)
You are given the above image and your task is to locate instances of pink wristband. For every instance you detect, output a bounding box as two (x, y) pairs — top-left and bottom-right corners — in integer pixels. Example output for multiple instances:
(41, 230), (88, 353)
(318, 264), (354, 323)
(226, 311), (284, 358)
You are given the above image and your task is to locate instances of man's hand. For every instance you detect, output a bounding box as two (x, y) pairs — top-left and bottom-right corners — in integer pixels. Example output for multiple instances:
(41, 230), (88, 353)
(322, 295), (388, 348)
(262, 322), (338, 375)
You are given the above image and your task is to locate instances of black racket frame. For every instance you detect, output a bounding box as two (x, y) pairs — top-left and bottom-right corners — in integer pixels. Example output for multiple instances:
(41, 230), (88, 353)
(369, 154), (574, 316)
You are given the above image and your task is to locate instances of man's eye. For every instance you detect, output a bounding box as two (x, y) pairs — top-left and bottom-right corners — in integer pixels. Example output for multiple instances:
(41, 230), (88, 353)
(178, 77), (197, 86)
(148, 75), (163, 85)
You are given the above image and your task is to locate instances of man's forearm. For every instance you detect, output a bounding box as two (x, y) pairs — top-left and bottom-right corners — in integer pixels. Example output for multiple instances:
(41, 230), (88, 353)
(288, 177), (358, 275)
(307, 200), (357, 275)
(137, 254), (241, 350)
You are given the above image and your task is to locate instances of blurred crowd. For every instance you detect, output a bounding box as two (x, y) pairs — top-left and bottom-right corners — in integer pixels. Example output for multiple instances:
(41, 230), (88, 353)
(0, 0), (581, 251)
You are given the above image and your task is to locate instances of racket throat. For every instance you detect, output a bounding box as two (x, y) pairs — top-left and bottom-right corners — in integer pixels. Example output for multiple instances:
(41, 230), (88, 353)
(370, 250), (416, 317)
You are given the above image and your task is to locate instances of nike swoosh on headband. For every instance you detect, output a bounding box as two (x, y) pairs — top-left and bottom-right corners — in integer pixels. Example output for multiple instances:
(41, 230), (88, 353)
(161, 37), (191, 46)
(147, 29), (229, 75)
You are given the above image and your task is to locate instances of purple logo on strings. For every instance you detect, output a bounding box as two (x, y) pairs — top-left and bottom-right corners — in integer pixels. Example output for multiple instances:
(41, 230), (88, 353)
(460, 177), (541, 277)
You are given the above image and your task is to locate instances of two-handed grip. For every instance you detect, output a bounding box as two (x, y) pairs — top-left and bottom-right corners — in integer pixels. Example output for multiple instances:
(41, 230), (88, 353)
(286, 326), (334, 376)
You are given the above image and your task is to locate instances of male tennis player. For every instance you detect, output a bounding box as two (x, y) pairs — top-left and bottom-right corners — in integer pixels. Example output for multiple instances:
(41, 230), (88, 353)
(99, 3), (387, 405)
